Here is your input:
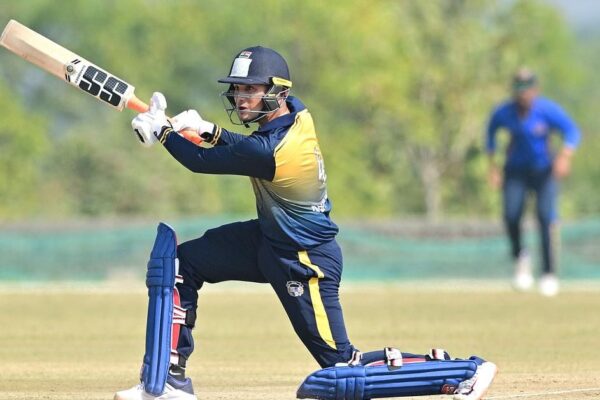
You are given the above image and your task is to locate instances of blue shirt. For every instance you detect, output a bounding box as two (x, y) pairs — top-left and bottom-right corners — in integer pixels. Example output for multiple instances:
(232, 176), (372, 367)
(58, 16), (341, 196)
(163, 96), (339, 251)
(486, 96), (581, 171)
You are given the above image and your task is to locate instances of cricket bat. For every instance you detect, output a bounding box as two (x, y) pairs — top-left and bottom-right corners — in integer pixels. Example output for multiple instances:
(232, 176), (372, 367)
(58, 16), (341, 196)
(0, 19), (201, 144)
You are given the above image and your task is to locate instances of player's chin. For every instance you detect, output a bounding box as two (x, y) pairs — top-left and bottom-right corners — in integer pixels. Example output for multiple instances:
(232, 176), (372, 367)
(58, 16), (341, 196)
(238, 110), (256, 123)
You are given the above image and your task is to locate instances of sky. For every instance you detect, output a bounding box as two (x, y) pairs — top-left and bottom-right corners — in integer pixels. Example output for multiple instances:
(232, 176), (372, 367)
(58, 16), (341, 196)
(544, 0), (600, 35)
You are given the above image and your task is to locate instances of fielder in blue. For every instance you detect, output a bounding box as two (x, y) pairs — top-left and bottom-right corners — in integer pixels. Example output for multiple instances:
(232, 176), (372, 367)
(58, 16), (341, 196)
(115, 46), (496, 400)
(486, 68), (581, 297)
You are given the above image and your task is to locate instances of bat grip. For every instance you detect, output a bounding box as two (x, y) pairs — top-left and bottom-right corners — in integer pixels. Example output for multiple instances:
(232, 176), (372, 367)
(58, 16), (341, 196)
(126, 95), (203, 145)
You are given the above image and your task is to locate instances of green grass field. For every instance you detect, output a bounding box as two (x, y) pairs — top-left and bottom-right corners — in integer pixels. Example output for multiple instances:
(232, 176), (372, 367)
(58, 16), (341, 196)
(1, 283), (600, 399)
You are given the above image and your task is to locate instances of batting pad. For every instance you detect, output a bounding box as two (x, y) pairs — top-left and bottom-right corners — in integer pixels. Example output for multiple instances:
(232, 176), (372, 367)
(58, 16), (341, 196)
(296, 360), (477, 399)
(141, 222), (181, 396)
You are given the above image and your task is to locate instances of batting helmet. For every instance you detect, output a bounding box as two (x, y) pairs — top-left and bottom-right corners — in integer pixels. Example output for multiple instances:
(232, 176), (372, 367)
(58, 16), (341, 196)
(219, 46), (292, 125)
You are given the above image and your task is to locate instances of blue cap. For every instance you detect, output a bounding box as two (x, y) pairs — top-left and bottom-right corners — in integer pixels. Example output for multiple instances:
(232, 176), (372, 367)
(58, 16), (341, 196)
(512, 67), (537, 92)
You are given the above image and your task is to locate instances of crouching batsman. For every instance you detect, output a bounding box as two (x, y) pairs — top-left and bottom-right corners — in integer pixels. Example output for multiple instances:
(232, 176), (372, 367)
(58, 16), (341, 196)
(114, 47), (497, 400)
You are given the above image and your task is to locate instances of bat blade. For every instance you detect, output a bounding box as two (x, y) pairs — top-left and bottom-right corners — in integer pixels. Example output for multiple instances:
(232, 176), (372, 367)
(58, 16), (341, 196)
(1, 19), (203, 145)
(1, 19), (135, 111)
(1, 19), (72, 79)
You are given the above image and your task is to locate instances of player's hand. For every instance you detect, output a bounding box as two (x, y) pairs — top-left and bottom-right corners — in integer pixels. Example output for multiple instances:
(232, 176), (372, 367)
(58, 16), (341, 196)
(131, 92), (173, 147)
(171, 110), (217, 142)
(488, 164), (502, 189)
(553, 149), (573, 179)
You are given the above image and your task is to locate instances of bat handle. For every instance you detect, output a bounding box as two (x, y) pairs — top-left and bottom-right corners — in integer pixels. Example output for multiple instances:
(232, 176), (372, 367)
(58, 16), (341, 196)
(126, 95), (203, 145)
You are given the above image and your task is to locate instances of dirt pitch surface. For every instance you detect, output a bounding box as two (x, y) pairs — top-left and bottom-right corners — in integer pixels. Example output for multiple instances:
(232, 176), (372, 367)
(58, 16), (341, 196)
(1, 282), (599, 399)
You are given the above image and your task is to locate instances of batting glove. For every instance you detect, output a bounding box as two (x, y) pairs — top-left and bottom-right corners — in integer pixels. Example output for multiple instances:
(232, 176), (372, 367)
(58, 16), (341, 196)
(131, 92), (173, 147)
(171, 110), (220, 145)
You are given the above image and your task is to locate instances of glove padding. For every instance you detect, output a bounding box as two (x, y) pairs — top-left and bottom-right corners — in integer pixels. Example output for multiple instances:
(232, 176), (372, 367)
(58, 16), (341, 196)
(171, 110), (217, 142)
(131, 92), (173, 147)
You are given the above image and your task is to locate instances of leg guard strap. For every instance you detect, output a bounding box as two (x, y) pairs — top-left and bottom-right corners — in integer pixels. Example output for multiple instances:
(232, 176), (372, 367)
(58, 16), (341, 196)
(170, 285), (187, 365)
(297, 360), (477, 399)
(141, 222), (189, 396)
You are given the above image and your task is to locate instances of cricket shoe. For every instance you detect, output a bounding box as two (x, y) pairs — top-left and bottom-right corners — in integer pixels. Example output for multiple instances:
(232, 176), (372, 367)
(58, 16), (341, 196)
(453, 361), (497, 400)
(114, 376), (197, 400)
(539, 273), (559, 297)
(512, 251), (533, 291)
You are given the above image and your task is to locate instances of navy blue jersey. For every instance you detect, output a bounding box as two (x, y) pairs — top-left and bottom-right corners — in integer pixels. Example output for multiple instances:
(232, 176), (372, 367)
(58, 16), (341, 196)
(486, 96), (581, 171)
(163, 96), (338, 250)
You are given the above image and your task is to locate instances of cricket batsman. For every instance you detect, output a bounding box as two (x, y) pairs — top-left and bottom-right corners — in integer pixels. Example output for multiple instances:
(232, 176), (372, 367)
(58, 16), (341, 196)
(115, 46), (497, 400)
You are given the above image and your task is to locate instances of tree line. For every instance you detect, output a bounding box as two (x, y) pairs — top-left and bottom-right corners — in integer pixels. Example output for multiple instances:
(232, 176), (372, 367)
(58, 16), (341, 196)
(0, 0), (598, 221)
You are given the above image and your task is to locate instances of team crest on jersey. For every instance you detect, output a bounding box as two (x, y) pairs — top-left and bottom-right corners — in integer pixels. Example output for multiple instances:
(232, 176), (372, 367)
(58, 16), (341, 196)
(238, 51), (253, 59)
(286, 281), (304, 297)
(533, 122), (547, 136)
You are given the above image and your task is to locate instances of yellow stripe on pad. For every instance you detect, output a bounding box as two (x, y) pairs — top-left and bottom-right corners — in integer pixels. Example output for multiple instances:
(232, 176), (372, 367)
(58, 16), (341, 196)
(299, 251), (336, 349)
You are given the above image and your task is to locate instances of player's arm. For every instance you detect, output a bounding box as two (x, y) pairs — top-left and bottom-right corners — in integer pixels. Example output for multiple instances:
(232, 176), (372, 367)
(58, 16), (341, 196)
(210, 128), (246, 146)
(485, 107), (502, 189)
(162, 132), (274, 178)
(131, 92), (274, 179)
(170, 110), (246, 146)
(545, 101), (581, 149)
(545, 101), (581, 178)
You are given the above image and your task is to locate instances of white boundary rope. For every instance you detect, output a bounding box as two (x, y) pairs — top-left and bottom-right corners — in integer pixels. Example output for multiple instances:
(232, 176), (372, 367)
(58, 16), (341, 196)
(488, 387), (600, 399)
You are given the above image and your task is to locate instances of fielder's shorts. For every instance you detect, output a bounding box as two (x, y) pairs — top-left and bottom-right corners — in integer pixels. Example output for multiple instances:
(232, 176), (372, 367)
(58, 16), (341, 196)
(174, 219), (355, 368)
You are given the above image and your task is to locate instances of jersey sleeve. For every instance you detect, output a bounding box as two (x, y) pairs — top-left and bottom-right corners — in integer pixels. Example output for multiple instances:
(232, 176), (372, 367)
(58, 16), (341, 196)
(201, 126), (247, 146)
(545, 101), (581, 149)
(485, 107), (502, 154)
(163, 131), (275, 180)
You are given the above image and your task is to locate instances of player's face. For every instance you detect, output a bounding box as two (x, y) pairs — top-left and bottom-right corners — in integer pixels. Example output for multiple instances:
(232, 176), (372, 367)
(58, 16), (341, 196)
(233, 84), (269, 122)
(514, 86), (539, 109)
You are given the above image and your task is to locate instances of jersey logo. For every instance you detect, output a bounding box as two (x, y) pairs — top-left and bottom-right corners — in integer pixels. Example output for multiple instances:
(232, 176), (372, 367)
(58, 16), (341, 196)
(533, 122), (548, 136)
(230, 58), (252, 77)
(286, 281), (304, 297)
(314, 146), (327, 183)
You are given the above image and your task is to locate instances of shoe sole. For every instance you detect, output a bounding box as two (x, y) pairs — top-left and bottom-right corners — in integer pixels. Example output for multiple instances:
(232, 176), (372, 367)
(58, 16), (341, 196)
(142, 391), (198, 400)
